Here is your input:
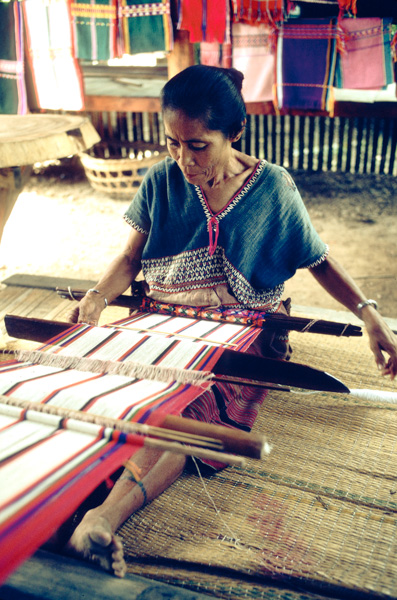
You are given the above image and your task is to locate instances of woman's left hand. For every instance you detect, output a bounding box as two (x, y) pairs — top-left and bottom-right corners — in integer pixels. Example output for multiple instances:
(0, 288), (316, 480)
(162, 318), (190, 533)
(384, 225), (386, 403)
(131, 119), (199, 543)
(363, 310), (397, 379)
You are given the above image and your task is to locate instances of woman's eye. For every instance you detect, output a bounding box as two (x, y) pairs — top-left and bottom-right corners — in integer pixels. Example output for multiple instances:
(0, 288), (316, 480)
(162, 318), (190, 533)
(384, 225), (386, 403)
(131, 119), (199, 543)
(190, 145), (207, 151)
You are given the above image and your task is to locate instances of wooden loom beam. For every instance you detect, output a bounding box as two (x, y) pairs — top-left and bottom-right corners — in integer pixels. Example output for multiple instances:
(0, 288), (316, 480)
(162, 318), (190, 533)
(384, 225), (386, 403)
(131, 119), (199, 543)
(1, 394), (268, 461)
(4, 314), (351, 394)
(56, 287), (363, 337)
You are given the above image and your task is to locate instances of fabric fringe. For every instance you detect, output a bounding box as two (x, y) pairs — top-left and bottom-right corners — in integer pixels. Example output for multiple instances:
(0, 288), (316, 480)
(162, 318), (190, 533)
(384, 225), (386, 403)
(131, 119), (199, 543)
(16, 350), (214, 386)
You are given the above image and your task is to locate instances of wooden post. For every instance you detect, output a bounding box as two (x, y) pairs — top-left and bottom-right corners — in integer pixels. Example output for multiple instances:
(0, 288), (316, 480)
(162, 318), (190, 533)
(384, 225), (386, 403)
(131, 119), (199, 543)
(167, 30), (195, 79)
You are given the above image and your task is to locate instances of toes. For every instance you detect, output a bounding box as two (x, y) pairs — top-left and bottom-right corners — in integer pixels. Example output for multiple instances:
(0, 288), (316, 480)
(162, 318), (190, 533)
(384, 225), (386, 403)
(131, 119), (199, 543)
(112, 548), (124, 562)
(112, 535), (124, 553)
(112, 558), (127, 578)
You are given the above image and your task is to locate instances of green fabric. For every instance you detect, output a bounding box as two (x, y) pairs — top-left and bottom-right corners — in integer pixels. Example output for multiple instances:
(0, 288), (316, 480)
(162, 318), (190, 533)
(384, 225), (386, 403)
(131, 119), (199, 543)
(71, 0), (117, 61)
(119, 0), (172, 54)
(0, 2), (26, 114)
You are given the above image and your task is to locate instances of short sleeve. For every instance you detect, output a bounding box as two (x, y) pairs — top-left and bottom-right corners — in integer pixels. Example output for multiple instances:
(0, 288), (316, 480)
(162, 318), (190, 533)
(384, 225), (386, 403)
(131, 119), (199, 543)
(123, 167), (155, 235)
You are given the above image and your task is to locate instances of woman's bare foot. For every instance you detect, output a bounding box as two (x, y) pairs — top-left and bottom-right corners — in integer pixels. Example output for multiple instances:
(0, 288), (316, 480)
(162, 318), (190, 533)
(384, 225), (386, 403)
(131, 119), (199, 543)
(65, 510), (126, 578)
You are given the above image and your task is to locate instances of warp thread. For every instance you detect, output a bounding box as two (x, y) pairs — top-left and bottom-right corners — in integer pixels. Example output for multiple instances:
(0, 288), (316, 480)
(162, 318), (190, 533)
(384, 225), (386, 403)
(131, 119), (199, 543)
(191, 456), (244, 550)
(16, 350), (215, 386)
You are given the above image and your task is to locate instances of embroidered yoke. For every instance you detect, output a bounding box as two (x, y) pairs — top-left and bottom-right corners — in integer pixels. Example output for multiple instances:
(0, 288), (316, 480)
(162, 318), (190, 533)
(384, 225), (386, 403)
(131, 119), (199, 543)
(124, 157), (328, 311)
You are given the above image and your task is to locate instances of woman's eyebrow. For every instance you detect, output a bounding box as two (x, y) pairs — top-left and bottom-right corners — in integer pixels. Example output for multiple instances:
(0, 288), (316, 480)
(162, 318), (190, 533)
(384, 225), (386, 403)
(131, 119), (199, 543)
(165, 134), (207, 144)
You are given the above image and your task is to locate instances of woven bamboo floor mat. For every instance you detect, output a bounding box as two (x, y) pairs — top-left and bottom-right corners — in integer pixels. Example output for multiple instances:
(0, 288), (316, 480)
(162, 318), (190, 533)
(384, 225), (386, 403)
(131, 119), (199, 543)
(1, 281), (397, 598)
(119, 329), (397, 600)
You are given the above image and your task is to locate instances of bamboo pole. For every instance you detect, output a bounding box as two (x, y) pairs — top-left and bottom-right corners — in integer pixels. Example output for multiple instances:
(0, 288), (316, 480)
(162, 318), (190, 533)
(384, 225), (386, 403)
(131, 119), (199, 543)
(0, 395), (270, 461)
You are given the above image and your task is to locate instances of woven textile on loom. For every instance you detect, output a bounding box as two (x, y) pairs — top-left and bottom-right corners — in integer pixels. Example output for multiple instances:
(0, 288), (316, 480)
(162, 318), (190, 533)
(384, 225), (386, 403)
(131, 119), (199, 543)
(118, 0), (173, 54)
(22, 0), (84, 111)
(0, 312), (262, 583)
(232, 23), (274, 102)
(0, 1), (27, 115)
(335, 18), (394, 91)
(275, 18), (338, 113)
(70, 0), (117, 61)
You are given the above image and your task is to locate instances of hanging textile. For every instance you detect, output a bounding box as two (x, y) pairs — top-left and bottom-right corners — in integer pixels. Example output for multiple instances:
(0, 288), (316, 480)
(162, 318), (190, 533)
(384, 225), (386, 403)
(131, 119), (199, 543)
(0, 313), (262, 582)
(337, 0), (356, 16)
(199, 42), (232, 67)
(177, 0), (230, 44)
(232, 22), (275, 102)
(22, 0), (84, 111)
(70, 0), (117, 61)
(232, 0), (284, 26)
(0, 1), (27, 114)
(335, 18), (394, 90)
(275, 18), (338, 113)
(118, 0), (173, 54)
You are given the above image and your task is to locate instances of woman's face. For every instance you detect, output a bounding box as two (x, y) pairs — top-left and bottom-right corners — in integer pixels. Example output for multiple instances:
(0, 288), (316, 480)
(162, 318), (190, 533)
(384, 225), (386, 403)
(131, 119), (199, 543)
(163, 109), (234, 186)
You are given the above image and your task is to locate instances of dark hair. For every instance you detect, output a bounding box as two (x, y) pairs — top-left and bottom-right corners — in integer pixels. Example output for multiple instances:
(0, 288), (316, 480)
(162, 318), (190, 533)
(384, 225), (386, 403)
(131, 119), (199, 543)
(161, 65), (246, 140)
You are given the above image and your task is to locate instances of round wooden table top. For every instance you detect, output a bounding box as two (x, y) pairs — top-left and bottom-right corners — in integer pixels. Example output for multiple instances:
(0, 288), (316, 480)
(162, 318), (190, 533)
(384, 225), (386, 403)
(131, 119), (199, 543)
(0, 114), (100, 168)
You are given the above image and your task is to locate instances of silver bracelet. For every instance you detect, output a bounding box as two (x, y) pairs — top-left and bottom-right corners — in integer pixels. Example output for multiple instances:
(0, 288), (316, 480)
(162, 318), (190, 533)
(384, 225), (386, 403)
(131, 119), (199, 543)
(87, 288), (108, 308)
(356, 299), (378, 313)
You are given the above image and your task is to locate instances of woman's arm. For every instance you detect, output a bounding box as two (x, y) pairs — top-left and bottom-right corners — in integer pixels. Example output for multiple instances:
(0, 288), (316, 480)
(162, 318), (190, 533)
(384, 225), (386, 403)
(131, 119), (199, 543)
(309, 254), (397, 379)
(67, 228), (147, 325)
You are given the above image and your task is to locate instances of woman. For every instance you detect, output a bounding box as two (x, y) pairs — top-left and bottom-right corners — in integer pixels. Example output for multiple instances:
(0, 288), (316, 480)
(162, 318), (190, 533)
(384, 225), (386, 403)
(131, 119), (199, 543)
(64, 65), (397, 577)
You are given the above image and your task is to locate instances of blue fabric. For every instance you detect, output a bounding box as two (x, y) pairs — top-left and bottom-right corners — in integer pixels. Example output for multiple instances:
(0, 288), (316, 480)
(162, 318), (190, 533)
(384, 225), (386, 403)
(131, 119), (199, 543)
(124, 157), (328, 309)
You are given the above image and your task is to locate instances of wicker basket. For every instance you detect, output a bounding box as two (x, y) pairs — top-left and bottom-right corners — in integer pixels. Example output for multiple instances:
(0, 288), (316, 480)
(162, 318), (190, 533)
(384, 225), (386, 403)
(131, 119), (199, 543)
(80, 144), (168, 198)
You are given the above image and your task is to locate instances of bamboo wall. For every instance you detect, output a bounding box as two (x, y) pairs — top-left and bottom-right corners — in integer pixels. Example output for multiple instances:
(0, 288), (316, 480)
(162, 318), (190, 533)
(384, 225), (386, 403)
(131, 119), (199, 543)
(87, 111), (397, 176)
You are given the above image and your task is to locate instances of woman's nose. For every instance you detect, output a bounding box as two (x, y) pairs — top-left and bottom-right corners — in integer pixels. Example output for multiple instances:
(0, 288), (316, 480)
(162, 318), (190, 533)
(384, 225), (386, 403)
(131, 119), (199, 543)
(178, 145), (195, 166)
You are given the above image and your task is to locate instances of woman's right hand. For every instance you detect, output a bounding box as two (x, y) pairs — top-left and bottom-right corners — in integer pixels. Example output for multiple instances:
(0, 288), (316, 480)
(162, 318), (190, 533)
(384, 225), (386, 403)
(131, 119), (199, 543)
(65, 294), (104, 326)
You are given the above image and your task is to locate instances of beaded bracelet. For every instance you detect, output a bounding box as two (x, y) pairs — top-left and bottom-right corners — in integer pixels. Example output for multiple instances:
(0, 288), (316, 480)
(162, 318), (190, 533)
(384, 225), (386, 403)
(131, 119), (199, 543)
(136, 480), (148, 505)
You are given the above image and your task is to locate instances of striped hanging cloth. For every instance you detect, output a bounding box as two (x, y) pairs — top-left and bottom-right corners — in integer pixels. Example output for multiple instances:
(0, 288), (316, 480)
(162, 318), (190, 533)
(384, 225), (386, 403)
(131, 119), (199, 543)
(70, 0), (118, 61)
(335, 18), (394, 90)
(337, 0), (357, 16)
(22, 0), (84, 111)
(232, 22), (275, 102)
(0, 1), (27, 114)
(118, 0), (173, 54)
(231, 0), (284, 26)
(177, 0), (230, 44)
(274, 18), (338, 113)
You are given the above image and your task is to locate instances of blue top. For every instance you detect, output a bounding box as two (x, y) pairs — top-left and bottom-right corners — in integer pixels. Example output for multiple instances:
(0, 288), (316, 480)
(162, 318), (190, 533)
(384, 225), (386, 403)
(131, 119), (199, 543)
(124, 157), (328, 310)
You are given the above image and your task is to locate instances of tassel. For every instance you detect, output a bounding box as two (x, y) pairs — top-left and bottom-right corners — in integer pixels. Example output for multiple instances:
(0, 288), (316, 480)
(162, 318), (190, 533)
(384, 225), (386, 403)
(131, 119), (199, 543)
(208, 216), (219, 256)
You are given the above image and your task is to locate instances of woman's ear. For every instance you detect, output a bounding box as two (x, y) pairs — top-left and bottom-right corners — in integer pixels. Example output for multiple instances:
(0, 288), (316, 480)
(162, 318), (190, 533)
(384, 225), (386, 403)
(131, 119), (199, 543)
(232, 119), (247, 142)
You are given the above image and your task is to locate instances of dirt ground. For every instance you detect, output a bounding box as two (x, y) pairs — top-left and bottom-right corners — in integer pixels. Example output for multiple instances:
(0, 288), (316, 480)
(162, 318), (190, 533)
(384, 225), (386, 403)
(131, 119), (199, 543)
(0, 159), (396, 319)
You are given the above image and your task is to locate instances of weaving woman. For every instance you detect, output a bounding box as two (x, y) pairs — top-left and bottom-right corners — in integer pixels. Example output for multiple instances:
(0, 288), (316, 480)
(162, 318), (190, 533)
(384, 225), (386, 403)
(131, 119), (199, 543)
(63, 65), (397, 577)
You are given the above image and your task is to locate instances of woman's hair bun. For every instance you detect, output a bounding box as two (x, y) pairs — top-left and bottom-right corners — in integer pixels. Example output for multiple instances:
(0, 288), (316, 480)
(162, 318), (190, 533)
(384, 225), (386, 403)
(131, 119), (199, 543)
(223, 68), (244, 93)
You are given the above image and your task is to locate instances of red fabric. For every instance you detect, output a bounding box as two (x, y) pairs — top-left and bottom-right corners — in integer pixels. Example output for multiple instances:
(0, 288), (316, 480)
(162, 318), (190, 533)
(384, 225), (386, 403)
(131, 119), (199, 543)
(206, 0), (227, 43)
(178, 0), (228, 43)
(232, 0), (283, 26)
(0, 438), (142, 584)
(338, 0), (357, 16)
(178, 0), (203, 42)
